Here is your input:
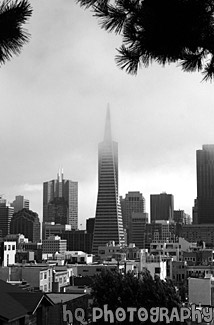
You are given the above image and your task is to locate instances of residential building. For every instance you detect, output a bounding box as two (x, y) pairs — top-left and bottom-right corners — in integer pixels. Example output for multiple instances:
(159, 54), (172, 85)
(92, 107), (125, 254)
(4, 233), (28, 250)
(183, 248), (214, 266)
(0, 264), (53, 292)
(98, 241), (126, 262)
(170, 260), (187, 289)
(71, 264), (118, 277)
(0, 280), (54, 325)
(150, 237), (196, 262)
(11, 195), (29, 213)
(63, 251), (93, 264)
(0, 241), (16, 266)
(47, 291), (89, 325)
(0, 200), (14, 237)
(138, 250), (167, 280)
(196, 145), (214, 224)
(43, 169), (78, 229)
(52, 267), (71, 292)
(10, 208), (41, 243)
(150, 193), (174, 222)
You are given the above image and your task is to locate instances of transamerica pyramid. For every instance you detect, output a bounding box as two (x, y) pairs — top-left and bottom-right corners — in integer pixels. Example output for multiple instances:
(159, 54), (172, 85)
(92, 106), (125, 255)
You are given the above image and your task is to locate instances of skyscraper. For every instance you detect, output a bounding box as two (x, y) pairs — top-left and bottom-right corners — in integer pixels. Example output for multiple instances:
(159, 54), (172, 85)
(43, 170), (78, 229)
(150, 192), (174, 223)
(10, 208), (40, 243)
(11, 195), (29, 213)
(92, 107), (125, 254)
(129, 212), (148, 248)
(196, 145), (214, 223)
(0, 200), (14, 238)
(120, 191), (145, 228)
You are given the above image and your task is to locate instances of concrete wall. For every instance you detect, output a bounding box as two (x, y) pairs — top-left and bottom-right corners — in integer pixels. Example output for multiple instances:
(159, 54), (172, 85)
(189, 277), (212, 305)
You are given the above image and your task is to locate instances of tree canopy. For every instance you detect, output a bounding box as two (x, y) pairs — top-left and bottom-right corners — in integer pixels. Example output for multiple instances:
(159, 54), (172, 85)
(77, 0), (214, 81)
(89, 269), (182, 324)
(0, 0), (32, 65)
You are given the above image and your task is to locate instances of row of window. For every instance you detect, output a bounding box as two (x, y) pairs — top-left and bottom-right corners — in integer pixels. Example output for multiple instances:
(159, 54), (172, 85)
(4, 245), (15, 251)
(40, 270), (51, 280)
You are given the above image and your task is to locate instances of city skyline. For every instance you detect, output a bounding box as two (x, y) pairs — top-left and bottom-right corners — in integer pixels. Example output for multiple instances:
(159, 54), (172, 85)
(1, 1), (214, 228)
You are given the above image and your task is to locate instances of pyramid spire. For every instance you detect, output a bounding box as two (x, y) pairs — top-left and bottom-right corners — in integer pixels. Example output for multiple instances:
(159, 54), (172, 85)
(104, 104), (112, 142)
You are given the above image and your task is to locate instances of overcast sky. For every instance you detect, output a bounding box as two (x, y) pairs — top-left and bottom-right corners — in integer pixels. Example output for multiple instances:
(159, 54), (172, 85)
(1, 1), (214, 227)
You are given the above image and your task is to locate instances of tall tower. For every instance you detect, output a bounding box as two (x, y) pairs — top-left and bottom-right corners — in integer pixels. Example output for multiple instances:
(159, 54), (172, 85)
(92, 107), (125, 255)
(43, 170), (78, 229)
(196, 145), (214, 224)
(150, 192), (174, 223)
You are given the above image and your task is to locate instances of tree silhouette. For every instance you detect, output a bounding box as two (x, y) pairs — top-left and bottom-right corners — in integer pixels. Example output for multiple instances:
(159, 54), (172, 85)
(0, 0), (32, 65)
(77, 0), (214, 81)
(89, 269), (182, 324)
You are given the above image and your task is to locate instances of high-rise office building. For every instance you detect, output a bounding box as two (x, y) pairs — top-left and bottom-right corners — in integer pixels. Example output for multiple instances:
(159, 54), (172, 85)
(92, 107), (125, 254)
(196, 145), (214, 224)
(150, 192), (174, 223)
(120, 191), (145, 228)
(11, 195), (29, 213)
(174, 209), (191, 225)
(0, 200), (14, 238)
(43, 170), (78, 229)
(10, 208), (40, 243)
(129, 212), (148, 248)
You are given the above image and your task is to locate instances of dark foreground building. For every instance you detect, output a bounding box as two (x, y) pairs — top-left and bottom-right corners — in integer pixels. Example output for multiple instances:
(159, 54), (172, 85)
(10, 208), (41, 243)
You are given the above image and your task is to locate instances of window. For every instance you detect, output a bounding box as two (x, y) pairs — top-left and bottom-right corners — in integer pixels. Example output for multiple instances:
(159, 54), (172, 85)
(44, 284), (47, 292)
(12, 245), (15, 250)
(8, 245), (11, 251)
(155, 267), (161, 274)
(44, 272), (47, 279)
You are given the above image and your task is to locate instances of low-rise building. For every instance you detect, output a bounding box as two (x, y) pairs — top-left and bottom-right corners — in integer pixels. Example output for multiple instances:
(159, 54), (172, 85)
(150, 237), (196, 261)
(98, 241), (126, 262)
(71, 264), (118, 277)
(42, 235), (67, 254)
(138, 250), (167, 280)
(52, 267), (71, 292)
(0, 280), (54, 325)
(0, 241), (16, 266)
(0, 264), (53, 292)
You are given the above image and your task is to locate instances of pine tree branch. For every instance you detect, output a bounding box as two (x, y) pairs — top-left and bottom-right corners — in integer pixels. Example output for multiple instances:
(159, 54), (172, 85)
(0, 0), (32, 64)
